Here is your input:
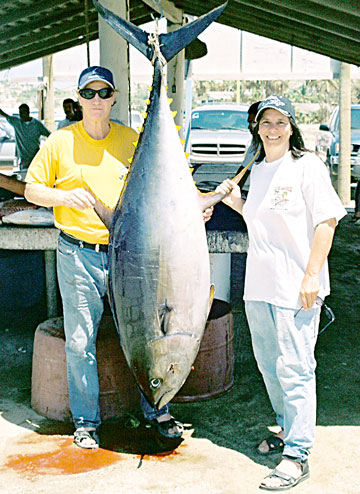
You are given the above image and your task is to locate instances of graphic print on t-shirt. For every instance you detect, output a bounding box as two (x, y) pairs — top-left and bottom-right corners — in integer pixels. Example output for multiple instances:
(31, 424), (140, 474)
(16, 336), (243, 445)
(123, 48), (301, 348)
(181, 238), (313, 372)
(271, 185), (293, 210)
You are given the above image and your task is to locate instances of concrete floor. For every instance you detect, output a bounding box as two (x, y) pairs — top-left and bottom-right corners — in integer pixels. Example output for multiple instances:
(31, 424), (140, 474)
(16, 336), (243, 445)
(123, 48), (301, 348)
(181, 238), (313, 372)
(0, 308), (359, 494)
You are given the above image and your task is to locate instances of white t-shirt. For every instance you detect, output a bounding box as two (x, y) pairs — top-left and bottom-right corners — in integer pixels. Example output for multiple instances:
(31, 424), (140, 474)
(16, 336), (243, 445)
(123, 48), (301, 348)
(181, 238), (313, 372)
(242, 151), (347, 309)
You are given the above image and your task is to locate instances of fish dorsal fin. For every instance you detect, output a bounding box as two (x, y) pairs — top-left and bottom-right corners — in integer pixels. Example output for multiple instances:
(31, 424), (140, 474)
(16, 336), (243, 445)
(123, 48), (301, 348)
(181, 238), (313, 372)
(208, 284), (215, 317)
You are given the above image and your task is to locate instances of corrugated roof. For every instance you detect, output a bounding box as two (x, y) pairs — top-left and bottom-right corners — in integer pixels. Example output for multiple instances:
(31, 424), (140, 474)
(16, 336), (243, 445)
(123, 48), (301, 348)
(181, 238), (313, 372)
(0, 0), (359, 72)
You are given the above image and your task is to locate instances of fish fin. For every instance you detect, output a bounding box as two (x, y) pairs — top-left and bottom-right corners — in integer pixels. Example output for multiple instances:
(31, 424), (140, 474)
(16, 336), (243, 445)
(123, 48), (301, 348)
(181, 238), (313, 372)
(176, 125), (182, 132)
(81, 164), (126, 227)
(94, 0), (227, 65)
(93, 0), (154, 61)
(171, 110), (177, 118)
(208, 284), (215, 317)
(168, 98), (173, 104)
(158, 301), (173, 335)
(158, 3), (227, 62)
(85, 185), (115, 231)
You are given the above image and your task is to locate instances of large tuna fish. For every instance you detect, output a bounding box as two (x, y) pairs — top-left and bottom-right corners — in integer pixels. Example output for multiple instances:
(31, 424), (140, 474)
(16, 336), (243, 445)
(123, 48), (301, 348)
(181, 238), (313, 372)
(92, 1), (232, 409)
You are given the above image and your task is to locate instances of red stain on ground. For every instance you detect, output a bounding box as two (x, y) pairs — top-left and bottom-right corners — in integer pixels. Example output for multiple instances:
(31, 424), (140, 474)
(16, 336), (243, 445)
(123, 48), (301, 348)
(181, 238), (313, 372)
(141, 449), (181, 462)
(6, 435), (123, 476)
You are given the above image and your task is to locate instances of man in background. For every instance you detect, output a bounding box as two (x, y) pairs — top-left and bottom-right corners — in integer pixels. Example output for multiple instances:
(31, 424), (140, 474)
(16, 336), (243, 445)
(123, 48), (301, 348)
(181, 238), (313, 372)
(57, 98), (82, 129)
(0, 103), (50, 178)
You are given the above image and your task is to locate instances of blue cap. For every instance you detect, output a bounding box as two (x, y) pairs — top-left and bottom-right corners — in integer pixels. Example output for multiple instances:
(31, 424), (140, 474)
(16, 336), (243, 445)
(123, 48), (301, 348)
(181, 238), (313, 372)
(78, 66), (115, 90)
(256, 95), (296, 122)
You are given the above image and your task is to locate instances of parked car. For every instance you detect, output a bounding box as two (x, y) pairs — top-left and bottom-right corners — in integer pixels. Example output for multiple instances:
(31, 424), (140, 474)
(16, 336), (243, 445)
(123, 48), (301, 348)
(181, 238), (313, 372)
(315, 104), (360, 181)
(0, 117), (16, 173)
(187, 103), (251, 166)
(130, 110), (144, 131)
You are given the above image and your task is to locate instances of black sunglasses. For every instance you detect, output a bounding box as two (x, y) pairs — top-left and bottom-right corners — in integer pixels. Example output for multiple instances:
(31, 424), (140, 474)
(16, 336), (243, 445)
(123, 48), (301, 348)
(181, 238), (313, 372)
(295, 297), (335, 335)
(79, 88), (115, 100)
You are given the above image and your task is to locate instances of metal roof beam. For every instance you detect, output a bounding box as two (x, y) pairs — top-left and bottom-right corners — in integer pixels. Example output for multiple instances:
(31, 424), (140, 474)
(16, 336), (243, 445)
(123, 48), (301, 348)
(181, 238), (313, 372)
(141, 0), (183, 23)
(231, 0), (360, 32)
(219, 12), (360, 66)
(0, 7), (87, 43)
(0, 17), (98, 56)
(305, 0), (360, 17)
(0, 31), (98, 72)
(1, 0), (81, 25)
(223, 4), (360, 45)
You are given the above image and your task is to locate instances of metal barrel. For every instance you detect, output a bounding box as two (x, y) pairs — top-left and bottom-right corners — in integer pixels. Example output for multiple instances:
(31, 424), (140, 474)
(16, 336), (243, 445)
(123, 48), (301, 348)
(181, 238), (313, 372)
(31, 316), (140, 421)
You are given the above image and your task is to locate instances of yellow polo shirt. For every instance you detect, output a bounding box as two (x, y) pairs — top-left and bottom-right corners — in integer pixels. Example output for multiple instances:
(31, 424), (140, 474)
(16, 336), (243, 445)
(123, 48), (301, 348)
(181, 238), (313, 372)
(26, 121), (137, 244)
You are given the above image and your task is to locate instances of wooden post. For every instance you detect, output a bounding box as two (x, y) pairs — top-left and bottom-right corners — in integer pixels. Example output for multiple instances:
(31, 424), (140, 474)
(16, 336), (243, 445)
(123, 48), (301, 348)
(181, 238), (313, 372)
(42, 55), (55, 132)
(338, 62), (351, 205)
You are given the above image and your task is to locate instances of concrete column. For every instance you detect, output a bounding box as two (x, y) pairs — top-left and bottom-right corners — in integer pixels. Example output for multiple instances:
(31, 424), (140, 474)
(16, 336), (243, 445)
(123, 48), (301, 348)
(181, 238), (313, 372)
(98, 0), (129, 125)
(167, 17), (185, 139)
(338, 62), (351, 205)
(42, 55), (55, 132)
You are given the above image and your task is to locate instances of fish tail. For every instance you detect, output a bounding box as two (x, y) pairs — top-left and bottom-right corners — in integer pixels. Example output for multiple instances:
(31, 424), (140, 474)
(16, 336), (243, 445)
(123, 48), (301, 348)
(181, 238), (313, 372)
(159, 3), (227, 62)
(93, 0), (227, 64)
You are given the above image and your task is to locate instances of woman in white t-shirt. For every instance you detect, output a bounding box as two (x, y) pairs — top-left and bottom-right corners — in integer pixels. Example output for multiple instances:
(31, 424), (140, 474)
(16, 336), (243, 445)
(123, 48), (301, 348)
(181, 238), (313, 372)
(216, 95), (346, 491)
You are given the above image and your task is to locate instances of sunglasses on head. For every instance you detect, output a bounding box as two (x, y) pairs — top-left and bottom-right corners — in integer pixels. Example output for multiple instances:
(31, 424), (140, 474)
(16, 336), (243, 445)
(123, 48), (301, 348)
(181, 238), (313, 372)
(79, 88), (115, 99)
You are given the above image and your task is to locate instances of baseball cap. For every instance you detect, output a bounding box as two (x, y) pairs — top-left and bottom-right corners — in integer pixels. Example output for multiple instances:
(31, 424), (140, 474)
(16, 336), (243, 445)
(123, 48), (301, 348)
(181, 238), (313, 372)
(256, 95), (296, 122)
(78, 66), (115, 90)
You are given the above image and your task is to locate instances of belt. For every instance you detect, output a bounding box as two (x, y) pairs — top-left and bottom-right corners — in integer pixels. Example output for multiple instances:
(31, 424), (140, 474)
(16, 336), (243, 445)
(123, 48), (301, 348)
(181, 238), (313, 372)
(59, 231), (108, 253)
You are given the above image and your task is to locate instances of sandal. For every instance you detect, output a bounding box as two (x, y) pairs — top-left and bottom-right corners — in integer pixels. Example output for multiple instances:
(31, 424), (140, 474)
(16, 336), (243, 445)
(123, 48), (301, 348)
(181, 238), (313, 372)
(74, 428), (99, 449)
(259, 459), (310, 491)
(257, 434), (284, 455)
(148, 416), (184, 439)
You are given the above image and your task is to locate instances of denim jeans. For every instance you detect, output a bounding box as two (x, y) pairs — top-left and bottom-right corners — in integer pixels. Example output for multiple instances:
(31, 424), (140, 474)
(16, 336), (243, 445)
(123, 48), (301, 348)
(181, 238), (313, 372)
(57, 234), (169, 429)
(245, 301), (320, 461)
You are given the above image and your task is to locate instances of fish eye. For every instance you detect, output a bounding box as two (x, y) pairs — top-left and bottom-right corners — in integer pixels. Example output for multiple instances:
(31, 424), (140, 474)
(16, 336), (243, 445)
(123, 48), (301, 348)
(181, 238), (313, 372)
(150, 378), (162, 389)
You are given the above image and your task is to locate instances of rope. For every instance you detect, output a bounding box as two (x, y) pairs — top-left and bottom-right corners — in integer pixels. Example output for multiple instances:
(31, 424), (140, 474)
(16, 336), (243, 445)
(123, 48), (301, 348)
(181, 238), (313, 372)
(147, 20), (166, 66)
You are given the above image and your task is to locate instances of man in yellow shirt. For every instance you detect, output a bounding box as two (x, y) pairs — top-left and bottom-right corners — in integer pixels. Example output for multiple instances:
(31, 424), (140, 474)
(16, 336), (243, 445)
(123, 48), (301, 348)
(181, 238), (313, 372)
(25, 66), (183, 449)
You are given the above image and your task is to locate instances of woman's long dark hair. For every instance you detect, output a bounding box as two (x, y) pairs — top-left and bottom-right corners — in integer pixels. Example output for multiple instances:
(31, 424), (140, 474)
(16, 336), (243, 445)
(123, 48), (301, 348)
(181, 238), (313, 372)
(251, 112), (309, 162)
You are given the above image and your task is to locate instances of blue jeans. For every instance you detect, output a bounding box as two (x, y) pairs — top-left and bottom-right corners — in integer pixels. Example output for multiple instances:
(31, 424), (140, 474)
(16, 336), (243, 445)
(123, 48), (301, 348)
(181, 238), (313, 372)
(245, 301), (320, 461)
(57, 235), (169, 429)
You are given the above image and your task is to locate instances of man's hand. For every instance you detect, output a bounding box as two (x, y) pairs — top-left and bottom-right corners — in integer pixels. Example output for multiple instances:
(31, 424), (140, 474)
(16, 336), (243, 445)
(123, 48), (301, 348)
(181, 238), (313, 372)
(62, 188), (96, 210)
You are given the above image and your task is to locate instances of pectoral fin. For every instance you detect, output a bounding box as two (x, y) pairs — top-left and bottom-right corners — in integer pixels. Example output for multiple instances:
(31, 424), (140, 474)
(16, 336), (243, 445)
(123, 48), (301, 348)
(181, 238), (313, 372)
(208, 284), (215, 317)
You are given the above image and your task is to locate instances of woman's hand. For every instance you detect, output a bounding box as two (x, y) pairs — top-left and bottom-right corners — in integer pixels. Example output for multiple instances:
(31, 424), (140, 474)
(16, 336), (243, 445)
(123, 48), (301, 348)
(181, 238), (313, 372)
(215, 179), (244, 214)
(299, 273), (320, 310)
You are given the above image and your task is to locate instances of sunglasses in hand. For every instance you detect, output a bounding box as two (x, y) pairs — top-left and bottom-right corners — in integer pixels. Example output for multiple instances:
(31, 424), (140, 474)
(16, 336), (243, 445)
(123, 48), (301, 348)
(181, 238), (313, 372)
(295, 296), (335, 335)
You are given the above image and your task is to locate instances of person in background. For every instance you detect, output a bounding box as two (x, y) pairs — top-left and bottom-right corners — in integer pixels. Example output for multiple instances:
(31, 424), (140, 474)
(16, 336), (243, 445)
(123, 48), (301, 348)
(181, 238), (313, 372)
(351, 180), (360, 224)
(237, 101), (261, 194)
(216, 95), (346, 491)
(57, 98), (79, 129)
(0, 103), (50, 178)
(25, 65), (184, 450)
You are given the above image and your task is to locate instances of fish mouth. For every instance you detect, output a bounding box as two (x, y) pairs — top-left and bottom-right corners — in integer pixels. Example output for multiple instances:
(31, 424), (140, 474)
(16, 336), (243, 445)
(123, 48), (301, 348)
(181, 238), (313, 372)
(156, 389), (177, 410)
